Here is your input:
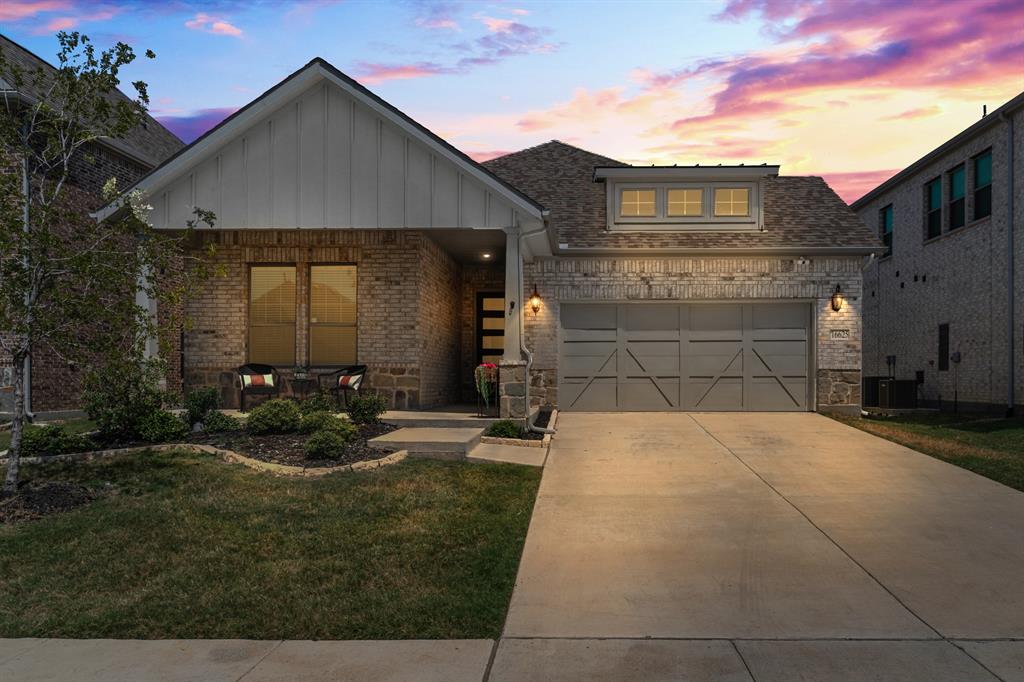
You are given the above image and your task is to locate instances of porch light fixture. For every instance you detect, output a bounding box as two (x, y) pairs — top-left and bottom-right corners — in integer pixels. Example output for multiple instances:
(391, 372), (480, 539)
(831, 284), (844, 312)
(482, 252), (492, 260)
(529, 285), (542, 314)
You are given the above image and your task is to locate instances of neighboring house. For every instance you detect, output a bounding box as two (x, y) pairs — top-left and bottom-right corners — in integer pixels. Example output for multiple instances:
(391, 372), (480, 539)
(0, 34), (184, 415)
(93, 57), (881, 416)
(852, 92), (1023, 415)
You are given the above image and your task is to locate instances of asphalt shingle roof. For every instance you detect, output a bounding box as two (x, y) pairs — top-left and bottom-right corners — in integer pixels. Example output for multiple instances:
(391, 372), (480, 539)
(483, 140), (881, 251)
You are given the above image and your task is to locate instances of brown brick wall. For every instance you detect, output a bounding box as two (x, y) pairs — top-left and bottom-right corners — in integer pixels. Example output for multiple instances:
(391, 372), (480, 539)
(418, 237), (462, 408)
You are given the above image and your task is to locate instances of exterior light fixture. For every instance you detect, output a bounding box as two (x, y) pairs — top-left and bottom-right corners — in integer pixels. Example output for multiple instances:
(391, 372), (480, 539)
(482, 252), (492, 260)
(831, 284), (844, 312)
(529, 285), (542, 314)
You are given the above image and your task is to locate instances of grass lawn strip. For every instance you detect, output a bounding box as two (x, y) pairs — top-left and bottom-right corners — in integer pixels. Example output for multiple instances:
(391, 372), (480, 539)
(0, 418), (95, 453)
(830, 412), (1024, 492)
(0, 450), (541, 639)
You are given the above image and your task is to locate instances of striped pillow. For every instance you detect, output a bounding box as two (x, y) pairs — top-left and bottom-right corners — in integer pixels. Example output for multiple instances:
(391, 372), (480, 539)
(338, 374), (362, 391)
(241, 373), (274, 388)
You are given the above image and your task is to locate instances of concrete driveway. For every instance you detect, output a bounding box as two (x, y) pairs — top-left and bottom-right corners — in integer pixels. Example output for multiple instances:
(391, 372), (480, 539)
(498, 412), (1024, 681)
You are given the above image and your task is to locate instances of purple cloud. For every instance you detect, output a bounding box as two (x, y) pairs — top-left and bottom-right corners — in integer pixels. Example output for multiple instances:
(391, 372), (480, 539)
(156, 107), (237, 143)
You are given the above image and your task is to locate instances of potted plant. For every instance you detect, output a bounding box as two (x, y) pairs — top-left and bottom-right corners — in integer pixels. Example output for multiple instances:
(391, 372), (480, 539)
(475, 362), (498, 416)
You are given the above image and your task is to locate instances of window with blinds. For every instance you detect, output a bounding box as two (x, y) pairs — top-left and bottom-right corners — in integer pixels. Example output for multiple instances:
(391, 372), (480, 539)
(310, 265), (357, 366)
(249, 266), (296, 366)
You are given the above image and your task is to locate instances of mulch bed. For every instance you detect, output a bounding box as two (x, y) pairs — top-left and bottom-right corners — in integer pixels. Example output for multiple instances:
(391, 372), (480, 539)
(187, 422), (398, 469)
(0, 482), (97, 524)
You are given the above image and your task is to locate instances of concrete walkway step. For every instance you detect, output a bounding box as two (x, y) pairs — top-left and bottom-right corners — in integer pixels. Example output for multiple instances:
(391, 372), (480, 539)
(467, 442), (547, 467)
(369, 427), (484, 460)
(383, 410), (501, 429)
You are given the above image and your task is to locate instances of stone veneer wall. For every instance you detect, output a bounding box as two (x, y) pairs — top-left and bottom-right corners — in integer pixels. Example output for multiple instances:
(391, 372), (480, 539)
(181, 229), (460, 410)
(506, 255), (865, 415)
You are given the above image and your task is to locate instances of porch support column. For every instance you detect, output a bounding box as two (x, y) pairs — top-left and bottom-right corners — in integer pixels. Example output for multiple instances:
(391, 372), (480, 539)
(136, 265), (164, 390)
(499, 225), (527, 419)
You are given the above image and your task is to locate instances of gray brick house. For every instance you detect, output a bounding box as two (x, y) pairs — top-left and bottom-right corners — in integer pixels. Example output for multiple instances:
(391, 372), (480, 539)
(92, 57), (881, 416)
(852, 92), (1023, 415)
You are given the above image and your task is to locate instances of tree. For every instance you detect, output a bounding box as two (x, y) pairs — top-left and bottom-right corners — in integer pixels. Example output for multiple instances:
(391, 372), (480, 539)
(0, 33), (214, 494)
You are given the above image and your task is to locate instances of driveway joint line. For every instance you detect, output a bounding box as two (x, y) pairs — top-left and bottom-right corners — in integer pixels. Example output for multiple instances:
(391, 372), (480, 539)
(481, 638), (500, 682)
(234, 639), (284, 682)
(729, 640), (758, 682)
(497, 635), (954, 642)
(687, 414), (946, 640)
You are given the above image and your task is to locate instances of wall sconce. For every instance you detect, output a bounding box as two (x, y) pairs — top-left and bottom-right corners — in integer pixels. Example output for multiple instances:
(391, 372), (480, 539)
(529, 285), (542, 314)
(830, 284), (844, 312)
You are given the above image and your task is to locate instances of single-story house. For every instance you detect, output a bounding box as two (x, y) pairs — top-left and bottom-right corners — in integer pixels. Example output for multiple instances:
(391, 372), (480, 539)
(97, 57), (882, 416)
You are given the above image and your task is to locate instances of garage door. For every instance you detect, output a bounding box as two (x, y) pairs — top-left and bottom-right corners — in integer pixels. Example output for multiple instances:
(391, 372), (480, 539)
(559, 302), (811, 412)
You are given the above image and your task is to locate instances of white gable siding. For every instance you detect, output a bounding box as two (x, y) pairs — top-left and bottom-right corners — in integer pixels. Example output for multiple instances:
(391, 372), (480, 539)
(152, 80), (522, 230)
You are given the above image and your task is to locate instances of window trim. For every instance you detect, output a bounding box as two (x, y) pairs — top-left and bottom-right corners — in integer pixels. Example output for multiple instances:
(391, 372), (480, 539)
(307, 263), (359, 368)
(947, 163), (966, 231)
(248, 263), (297, 367)
(608, 180), (762, 231)
(924, 176), (942, 241)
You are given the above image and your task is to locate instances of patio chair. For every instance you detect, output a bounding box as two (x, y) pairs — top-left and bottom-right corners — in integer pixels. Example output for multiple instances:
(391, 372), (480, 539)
(317, 365), (368, 410)
(237, 363), (281, 412)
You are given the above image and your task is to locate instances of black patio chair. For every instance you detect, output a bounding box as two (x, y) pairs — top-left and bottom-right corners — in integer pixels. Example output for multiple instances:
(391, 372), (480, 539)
(317, 365), (368, 410)
(237, 363), (282, 412)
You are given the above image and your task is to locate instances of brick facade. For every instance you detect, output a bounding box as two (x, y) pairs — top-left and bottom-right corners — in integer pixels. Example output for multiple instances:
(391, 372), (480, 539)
(854, 104), (1023, 413)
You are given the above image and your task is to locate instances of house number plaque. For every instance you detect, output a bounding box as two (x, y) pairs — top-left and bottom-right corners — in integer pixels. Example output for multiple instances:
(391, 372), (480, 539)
(830, 329), (850, 340)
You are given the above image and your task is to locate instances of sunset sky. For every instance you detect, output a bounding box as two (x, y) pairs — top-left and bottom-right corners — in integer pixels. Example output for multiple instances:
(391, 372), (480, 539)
(3, 0), (1022, 202)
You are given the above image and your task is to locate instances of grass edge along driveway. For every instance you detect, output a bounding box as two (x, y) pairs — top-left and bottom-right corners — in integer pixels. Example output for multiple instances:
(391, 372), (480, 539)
(0, 450), (541, 640)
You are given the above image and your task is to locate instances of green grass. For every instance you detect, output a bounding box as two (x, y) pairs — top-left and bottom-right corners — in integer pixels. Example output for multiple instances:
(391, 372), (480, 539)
(830, 412), (1024, 492)
(0, 451), (541, 639)
(0, 418), (95, 452)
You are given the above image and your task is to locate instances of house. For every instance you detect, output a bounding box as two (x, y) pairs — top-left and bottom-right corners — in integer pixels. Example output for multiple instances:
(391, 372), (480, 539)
(0, 34), (184, 416)
(92, 57), (881, 416)
(851, 92), (1023, 415)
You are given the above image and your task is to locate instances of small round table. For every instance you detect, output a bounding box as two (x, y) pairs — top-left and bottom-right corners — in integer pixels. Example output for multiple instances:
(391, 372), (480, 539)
(290, 377), (317, 402)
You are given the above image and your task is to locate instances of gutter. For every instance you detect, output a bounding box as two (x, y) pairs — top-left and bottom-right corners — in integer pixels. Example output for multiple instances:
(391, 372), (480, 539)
(552, 245), (884, 257)
(1002, 108), (1016, 416)
(517, 222), (556, 435)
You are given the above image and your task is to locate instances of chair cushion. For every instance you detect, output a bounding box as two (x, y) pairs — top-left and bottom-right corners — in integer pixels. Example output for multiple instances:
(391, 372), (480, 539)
(241, 373), (275, 388)
(338, 374), (362, 391)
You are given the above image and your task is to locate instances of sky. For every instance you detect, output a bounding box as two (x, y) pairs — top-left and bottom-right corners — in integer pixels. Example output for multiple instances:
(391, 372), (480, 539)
(2, 0), (1022, 203)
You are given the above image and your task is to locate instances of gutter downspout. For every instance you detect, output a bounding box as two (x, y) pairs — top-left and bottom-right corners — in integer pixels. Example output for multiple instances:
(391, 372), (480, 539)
(518, 222), (556, 434)
(1002, 109), (1016, 416)
(21, 126), (34, 422)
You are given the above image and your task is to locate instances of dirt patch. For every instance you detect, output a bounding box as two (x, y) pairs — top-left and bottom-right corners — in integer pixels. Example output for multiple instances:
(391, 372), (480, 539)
(0, 482), (97, 523)
(187, 422), (398, 469)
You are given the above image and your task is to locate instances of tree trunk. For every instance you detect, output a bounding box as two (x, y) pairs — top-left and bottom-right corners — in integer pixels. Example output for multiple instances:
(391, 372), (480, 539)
(3, 354), (27, 495)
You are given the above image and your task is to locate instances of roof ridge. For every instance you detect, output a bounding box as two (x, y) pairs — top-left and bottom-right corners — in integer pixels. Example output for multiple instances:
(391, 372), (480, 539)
(484, 139), (625, 166)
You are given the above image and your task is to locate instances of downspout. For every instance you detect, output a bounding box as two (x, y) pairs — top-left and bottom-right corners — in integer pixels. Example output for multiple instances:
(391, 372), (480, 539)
(518, 222), (556, 434)
(1001, 109), (1016, 416)
(21, 125), (34, 421)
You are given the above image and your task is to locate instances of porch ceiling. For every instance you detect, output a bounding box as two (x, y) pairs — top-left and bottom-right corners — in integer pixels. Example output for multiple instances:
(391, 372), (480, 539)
(427, 228), (506, 265)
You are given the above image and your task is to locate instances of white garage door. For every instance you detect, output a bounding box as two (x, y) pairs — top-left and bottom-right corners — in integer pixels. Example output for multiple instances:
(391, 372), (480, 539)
(559, 302), (811, 412)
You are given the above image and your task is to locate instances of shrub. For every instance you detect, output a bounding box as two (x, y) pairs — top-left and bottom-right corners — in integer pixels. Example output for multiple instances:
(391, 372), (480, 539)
(486, 419), (522, 439)
(246, 398), (301, 435)
(347, 393), (388, 424)
(137, 410), (189, 443)
(20, 424), (92, 457)
(304, 428), (354, 459)
(299, 410), (346, 434)
(299, 390), (336, 415)
(202, 410), (242, 433)
(83, 359), (165, 440)
(185, 387), (220, 426)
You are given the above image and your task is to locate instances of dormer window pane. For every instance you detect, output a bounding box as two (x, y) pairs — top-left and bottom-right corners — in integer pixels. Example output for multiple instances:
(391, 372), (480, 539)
(667, 188), (703, 216)
(714, 188), (750, 216)
(620, 189), (656, 217)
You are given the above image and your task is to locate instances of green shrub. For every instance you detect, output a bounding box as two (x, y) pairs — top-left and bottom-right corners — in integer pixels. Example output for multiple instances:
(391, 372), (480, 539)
(486, 419), (522, 439)
(246, 399), (301, 435)
(304, 428), (354, 459)
(299, 390), (336, 415)
(347, 393), (388, 424)
(299, 410), (346, 434)
(137, 410), (189, 443)
(20, 424), (92, 457)
(202, 410), (242, 433)
(83, 359), (165, 440)
(185, 387), (220, 426)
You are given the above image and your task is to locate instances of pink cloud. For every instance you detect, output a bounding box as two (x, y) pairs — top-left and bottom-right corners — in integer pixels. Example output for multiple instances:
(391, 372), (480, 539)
(467, 149), (514, 162)
(481, 16), (515, 32)
(881, 105), (942, 121)
(0, 0), (69, 21)
(415, 1), (460, 30)
(819, 169), (901, 203)
(185, 12), (243, 37)
(156, 107), (238, 143)
(44, 16), (76, 31)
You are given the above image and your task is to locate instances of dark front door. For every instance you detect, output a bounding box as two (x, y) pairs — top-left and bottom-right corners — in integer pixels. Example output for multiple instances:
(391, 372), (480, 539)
(477, 292), (505, 366)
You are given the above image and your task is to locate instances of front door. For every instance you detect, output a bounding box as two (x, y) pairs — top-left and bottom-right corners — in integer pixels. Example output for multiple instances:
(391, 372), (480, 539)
(477, 292), (505, 366)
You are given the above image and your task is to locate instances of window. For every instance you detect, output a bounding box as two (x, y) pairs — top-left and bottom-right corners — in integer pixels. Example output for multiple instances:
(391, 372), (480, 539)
(714, 188), (750, 216)
(476, 293), (504, 366)
(667, 188), (703, 216)
(925, 178), (942, 239)
(948, 165), (965, 230)
(879, 204), (894, 257)
(309, 265), (357, 366)
(973, 150), (992, 220)
(620, 189), (656, 217)
(249, 266), (296, 366)
(938, 323), (950, 371)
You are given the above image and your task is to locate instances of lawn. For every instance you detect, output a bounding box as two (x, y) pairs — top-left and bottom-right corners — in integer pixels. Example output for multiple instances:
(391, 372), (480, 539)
(0, 418), (95, 452)
(830, 412), (1024, 492)
(0, 450), (541, 639)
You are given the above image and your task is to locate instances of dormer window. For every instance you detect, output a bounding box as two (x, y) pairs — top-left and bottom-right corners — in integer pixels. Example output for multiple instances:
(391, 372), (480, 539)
(597, 165), (775, 232)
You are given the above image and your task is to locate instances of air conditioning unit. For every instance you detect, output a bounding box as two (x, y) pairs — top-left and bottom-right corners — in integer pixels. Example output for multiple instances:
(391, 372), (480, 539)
(878, 379), (918, 409)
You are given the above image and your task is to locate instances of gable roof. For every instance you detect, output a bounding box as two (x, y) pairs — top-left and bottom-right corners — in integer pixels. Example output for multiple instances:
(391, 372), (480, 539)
(95, 57), (545, 222)
(0, 34), (183, 168)
(484, 140), (881, 253)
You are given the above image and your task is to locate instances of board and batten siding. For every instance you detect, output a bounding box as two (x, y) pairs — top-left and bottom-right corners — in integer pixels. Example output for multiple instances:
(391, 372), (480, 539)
(149, 82), (519, 230)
